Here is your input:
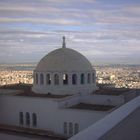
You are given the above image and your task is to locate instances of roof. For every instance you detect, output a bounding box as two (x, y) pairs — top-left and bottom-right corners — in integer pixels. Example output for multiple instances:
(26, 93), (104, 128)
(69, 95), (140, 140)
(35, 47), (93, 72)
(16, 91), (71, 99)
(0, 124), (66, 140)
(69, 103), (115, 111)
(0, 84), (71, 99)
(93, 88), (130, 96)
(99, 106), (140, 140)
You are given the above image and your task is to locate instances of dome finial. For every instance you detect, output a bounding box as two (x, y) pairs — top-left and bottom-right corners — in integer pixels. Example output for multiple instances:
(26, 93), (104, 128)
(62, 36), (66, 48)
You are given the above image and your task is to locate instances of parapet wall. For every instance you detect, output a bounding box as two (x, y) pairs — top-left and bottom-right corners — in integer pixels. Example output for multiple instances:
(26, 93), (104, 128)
(69, 95), (140, 140)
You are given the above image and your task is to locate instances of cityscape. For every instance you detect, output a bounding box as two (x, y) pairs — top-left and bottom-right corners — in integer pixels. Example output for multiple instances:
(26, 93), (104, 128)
(0, 64), (139, 89)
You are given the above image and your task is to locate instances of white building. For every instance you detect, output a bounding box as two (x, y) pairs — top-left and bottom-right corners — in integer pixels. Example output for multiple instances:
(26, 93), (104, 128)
(0, 37), (138, 140)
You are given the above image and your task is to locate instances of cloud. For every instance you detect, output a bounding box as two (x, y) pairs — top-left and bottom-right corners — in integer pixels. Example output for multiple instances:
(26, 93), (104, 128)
(0, 0), (139, 64)
(0, 0), (140, 26)
(122, 4), (140, 15)
(0, 17), (81, 26)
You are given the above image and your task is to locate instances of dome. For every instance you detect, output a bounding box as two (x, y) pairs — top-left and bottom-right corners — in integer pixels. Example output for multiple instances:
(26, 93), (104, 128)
(32, 37), (96, 95)
(35, 47), (93, 72)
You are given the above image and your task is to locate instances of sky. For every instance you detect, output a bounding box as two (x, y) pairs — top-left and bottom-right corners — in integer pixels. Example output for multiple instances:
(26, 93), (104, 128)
(0, 0), (140, 65)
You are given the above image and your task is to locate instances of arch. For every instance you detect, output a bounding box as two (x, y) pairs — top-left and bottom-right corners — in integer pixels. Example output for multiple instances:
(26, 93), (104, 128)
(74, 123), (79, 134)
(54, 74), (59, 85)
(40, 73), (44, 85)
(80, 73), (85, 84)
(72, 74), (77, 85)
(69, 122), (73, 135)
(63, 74), (68, 85)
(46, 74), (51, 85)
(92, 73), (95, 83)
(87, 73), (91, 84)
(26, 112), (30, 126)
(32, 113), (37, 127)
(63, 122), (67, 134)
(34, 73), (36, 84)
(36, 73), (38, 84)
(19, 112), (23, 125)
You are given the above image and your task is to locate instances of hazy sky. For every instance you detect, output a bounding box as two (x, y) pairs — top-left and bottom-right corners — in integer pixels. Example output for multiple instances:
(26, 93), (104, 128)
(0, 0), (140, 64)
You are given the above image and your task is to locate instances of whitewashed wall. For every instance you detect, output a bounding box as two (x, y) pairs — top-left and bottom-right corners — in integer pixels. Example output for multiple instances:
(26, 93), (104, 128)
(0, 95), (107, 137)
(69, 95), (140, 140)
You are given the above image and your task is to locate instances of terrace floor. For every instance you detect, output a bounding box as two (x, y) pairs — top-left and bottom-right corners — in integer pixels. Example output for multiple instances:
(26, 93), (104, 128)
(0, 124), (66, 140)
(69, 103), (115, 111)
(0, 84), (71, 99)
(93, 88), (131, 96)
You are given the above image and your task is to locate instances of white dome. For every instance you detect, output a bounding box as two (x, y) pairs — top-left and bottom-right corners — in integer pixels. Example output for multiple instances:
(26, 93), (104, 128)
(32, 37), (96, 95)
(35, 47), (93, 72)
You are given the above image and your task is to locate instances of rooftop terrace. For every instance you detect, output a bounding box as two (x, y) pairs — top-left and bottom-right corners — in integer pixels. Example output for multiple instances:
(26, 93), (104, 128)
(0, 84), (71, 99)
(0, 83), (132, 98)
(0, 124), (66, 140)
(69, 103), (115, 111)
(93, 88), (130, 96)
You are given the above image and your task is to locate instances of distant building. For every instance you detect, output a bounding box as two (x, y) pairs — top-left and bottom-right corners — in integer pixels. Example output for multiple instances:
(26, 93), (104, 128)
(0, 37), (139, 140)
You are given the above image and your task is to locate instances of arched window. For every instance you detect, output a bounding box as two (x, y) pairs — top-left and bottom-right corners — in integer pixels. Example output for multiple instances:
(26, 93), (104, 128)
(63, 122), (67, 134)
(72, 74), (77, 85)
(26, 112), (30, 126)
(54, 74), (59, 85)
(32, 113), (37, 127)
(63, 74), (68, 85)
(69, 122), (73, 135)
(92, 73), (95, 83)
(19, 112), (23, 125)
(74, 123), (79, 134)
(34, 73), (36, 84)
(40, 73), (44, 85)
(80, 73), (85, 84)
(87, 73), (91, 84)
(36, 73), (38, 84)
(46, 74), (51, 85)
